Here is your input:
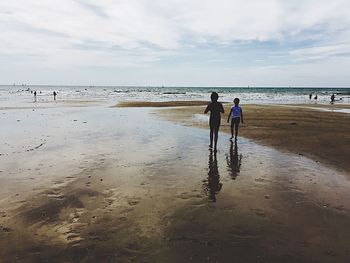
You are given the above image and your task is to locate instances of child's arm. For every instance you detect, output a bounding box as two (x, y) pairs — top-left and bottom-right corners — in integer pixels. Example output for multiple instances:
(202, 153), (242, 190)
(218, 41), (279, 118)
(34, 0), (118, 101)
(204, 104), (210, 114)
(220, 103), (225, 113)
(240, 109), (244, 124)
(227, 109), (232, 123)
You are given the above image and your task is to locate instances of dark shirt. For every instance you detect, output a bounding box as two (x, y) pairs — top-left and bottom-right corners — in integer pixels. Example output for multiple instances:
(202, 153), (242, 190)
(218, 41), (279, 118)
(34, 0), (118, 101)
(205, 102), (224, 126)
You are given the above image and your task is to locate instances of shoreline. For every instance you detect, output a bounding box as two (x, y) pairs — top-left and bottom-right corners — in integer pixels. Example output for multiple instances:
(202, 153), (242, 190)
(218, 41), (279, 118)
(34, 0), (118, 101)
(114, 100), (214, 107)
(114, 100), (350, 109)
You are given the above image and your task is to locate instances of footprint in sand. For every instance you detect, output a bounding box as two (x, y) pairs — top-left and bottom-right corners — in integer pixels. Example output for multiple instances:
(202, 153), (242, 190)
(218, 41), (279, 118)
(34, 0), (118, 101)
(251, 208), (267, 218)
(254, 177), (272, 183)
(66, 233), (80, 241)
(63, 229), (84, 245)
(127, 197), (141, 206)
(0, 226), (13, 233)
(104, 198), (115, 207)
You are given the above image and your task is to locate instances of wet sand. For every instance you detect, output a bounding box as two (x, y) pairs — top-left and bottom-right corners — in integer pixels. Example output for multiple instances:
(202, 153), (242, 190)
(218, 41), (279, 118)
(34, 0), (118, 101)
(0, 99), (104, 111)
(157, 103), (350, 173)
(116, 100), (211, 107)
(1, 103), (350, 262)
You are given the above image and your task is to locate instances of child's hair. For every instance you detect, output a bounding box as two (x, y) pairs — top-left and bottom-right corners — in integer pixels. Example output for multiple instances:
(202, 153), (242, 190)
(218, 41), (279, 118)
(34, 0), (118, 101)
(234, 98), (240, 105)
(211, 92), (219, 102)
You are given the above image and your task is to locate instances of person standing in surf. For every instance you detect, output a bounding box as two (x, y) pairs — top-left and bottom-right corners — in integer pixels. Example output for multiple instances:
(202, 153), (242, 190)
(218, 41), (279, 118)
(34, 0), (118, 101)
(204, 92), (224, 150)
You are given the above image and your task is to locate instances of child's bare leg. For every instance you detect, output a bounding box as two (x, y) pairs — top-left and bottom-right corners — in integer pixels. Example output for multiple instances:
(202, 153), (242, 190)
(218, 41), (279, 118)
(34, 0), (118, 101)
(234, 122), (239, 141)
(209, 129), (214, 148)
(214, 127), (219, 150)
(230, 122), (234, 139)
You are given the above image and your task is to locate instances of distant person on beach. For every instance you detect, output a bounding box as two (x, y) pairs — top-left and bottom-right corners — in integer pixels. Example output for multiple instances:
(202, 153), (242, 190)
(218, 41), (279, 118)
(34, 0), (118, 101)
(331, 93), (335, 104)
(309, 93), (312, 99)
(314, 94), (318, 100)
(204, 92), (224, 150)
(34, 91), (37, 102)
(53, 91), (57, 101)
(227, 98), (244, 142)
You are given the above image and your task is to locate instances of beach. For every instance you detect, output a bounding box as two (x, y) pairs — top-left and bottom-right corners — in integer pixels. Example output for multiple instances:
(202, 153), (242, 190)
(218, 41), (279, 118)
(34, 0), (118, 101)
(152, 102), (350, 173)
(1, 91), (350, 262)
(3, 0), (350, 260)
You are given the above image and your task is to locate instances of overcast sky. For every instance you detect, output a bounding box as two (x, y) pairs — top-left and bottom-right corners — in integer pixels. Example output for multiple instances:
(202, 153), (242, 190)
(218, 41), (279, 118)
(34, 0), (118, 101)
(1, 0), (350, 86)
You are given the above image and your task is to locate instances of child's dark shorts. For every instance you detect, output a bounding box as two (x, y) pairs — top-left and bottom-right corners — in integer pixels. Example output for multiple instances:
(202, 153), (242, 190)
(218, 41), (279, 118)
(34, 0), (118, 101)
(232, 117), (240, 125)
(209, 116), (221, 129)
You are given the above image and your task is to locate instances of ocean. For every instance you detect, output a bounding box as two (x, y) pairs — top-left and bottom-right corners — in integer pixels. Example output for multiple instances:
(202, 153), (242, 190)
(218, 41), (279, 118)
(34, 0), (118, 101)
(1, 85), (349, 107)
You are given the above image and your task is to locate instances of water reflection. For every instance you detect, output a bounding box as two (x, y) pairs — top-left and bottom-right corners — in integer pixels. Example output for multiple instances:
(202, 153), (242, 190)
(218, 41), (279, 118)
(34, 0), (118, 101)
(226, 141), (242, 180)
(203, 149), (222, 202)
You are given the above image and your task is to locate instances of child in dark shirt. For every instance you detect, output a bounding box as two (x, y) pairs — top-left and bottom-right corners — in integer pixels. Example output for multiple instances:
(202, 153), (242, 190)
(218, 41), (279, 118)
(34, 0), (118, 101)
(204, 92), (224, 150)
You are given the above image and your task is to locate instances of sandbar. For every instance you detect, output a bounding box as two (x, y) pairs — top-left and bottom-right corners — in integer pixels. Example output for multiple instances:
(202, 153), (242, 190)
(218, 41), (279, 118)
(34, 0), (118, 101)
(157, 103), (350, 173)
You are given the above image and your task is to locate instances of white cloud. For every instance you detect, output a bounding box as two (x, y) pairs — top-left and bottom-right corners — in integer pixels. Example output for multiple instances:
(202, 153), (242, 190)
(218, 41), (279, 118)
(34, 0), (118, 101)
(290, 43), (350, 60)
(2, 0), (350, 48)
(0, 0), (349, 84)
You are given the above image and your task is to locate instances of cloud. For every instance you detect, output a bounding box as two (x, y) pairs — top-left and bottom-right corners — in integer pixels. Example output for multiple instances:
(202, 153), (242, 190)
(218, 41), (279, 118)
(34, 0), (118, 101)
(0, 0), (349, 84)
(73, 0), (109, 18)
(2, 0), (350, 48)
(290, 43), (350, 60)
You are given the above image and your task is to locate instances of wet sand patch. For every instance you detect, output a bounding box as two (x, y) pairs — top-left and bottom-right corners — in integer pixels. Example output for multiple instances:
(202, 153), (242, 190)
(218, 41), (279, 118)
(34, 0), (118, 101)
(1, 105), (350, 262)
(157, 103), (350, 173)
(114, 100), (212, 107)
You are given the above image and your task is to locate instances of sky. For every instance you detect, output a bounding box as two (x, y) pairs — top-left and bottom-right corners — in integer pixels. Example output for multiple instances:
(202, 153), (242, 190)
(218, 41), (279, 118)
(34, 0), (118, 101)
(0, 0), (350, 86)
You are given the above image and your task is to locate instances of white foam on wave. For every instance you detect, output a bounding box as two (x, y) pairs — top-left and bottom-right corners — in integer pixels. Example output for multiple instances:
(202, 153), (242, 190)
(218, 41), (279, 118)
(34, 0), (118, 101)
(1, 85), (349, 108)
(306, 107), (350, 114)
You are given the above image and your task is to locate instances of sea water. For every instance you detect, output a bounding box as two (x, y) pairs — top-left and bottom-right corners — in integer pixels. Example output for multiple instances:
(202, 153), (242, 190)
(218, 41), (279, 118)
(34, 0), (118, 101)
(0, 85), (349, 107)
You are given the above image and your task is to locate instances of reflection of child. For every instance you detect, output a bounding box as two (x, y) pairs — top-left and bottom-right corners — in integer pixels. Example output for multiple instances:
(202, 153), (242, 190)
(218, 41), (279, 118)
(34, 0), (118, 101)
(226, 141), (242, 180)
(227, 98), (244, 141)
(205, 150), (222, 202)
(204, 92), (224, 150)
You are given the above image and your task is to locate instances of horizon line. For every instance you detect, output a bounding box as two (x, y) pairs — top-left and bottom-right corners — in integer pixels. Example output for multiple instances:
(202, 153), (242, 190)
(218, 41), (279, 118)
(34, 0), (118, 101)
(1, 84), (350, 89)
